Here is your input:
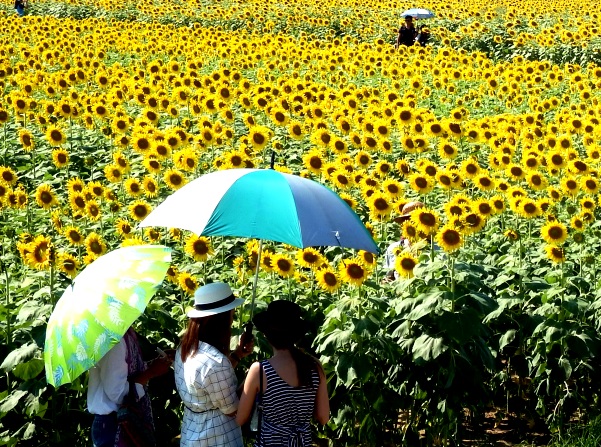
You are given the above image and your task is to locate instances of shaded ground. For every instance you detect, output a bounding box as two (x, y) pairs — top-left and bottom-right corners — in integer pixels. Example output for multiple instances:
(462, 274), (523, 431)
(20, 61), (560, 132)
(462, 409), (551, 446)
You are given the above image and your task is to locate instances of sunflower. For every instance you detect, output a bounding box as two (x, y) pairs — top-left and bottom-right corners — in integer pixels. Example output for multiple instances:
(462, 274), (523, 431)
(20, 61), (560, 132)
(540, 221), (567, 245)
(143, 157), (162, 175)
(300, 149), (323, 175)
(339, 192), (357, 209)
(354, 151), (372, 169)
(288, 121), (305, 140)
(296, 248), (323, 269)
(141, 228), (160, 243)
(408, 172), (433, 194)
(358, 250), (377, 269)
(436, 226), (463, 252)
(63, 226), (84, 246)
(560, 176), (580, 198)
(580, 175), (600, 194)
(124, 178), (143, 197)
(339, 258), (367, 286)
(185, 235), (213, 262)
(129, 200), (152, 221)
(248, 126), (272, 151)
(546, 150), (567, 170)
(526, 172), (548, 191)
(143, 176), (159, 198)
(570, 216), (585, 231)
(166, 265), (179, 284)
(581, 197), (595, 211)
(258, 249), (274, 273)
(45, 125), (67, 147)
(68, 192), (87, 213)
(104, 164), (123, 183)
(87, 181), (104, 199)
(382, 179), (403, 198)
(504, 229), (519, 241)
(474, 199), (494, 219)
(545, 245), (565, 263)
(86, 201), (101, 221)
(0, 167), (17, 186)
(517, 199), (541, 219)
(473, 173), (495, 191)
(367, 192), (393, 220)
(178, 272), (199, 295)
(57, 252), (79, 278)
(462, 213), (486, 235)
(273, 254), (295, 278)
(18, 129), (34, 152)
(395, 253), (418, 279)
(438, 141), (458, 159)
(316, 269), (340, 293)
(411, 208), (439, 236)
(85, 232), (107, 259)
(163, 169), (187, 191)
(35, 184), (58, 210)
(26, 235), (53, 270)
(115, 218), (134, 239)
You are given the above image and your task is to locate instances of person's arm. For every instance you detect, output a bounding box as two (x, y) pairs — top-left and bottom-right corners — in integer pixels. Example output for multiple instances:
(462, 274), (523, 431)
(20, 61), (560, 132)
(98, 339), (131, 404)
(128, 356), (172, 386)
(395, 28), (402, 48)
(314, 362), (330, 425)
(235, 361), (261, 426)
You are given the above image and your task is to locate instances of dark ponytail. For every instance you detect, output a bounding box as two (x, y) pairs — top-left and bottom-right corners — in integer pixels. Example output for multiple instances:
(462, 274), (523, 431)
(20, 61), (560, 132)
(290, 346), (317, 388)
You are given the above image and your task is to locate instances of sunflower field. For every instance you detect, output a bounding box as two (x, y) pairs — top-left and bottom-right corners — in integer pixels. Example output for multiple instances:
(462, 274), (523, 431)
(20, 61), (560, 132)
(2, 0), (601, 444)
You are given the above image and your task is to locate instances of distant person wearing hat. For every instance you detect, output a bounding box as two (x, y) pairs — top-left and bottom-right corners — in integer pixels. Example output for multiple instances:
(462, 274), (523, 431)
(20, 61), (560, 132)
(236, 301), (329, 446)
(396, 15), (417, 48)
(174, 282), (254, 447)
(383, 201), (424, 281)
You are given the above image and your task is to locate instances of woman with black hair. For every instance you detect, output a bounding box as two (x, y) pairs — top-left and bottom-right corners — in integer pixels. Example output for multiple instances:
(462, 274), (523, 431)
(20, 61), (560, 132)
(236, 301), (329, 447)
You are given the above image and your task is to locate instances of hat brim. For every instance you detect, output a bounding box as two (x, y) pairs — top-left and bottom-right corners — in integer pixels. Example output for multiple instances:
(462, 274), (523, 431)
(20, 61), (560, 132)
(393, 215), (410, 224)
(187, 297), (245, 318)
(253, 311), (310, 337)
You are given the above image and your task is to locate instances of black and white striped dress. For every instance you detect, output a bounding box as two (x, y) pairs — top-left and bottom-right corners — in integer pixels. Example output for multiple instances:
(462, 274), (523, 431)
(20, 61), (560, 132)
(256, 360), (319, 447)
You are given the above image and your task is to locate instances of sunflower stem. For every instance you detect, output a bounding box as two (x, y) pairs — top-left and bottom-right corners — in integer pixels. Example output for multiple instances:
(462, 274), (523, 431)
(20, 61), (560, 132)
(2, 124), (7, 162)
(450, 256), (456, 312)
(30, 146), (36, 182)
(2, 256), (11, 391)
(49, 248), (55, 306)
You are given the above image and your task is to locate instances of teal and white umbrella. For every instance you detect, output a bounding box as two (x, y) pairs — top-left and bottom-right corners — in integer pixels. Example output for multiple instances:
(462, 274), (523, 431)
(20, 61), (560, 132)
(139, 168), (377, 318)
(44, 245), (172, 387)
(140, 168), (377, 253)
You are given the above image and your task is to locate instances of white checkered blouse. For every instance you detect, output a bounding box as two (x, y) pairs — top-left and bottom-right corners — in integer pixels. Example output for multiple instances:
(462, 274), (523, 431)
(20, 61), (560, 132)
(174, 342), (243, 447)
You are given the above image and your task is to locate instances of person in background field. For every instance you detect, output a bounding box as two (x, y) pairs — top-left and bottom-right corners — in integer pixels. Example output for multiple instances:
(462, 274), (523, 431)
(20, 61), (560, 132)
(236, 300), (329, 447)
(383, 201), (424, 281)
(415, 25), (431, 46)
(174, 282), (254, 447)
(15, 0), (27, 16)
(88, 327), (173, 447)
(396, 15), (417, 48)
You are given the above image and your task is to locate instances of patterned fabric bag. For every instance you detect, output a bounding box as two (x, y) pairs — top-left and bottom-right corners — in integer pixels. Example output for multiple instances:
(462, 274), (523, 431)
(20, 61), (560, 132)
(116, 329), (156, 447)
(117, 381), (156, 447)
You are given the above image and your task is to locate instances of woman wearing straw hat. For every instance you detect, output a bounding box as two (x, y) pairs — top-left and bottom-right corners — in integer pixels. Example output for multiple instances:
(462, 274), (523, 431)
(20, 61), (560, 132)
(174, 282), (253, 447)
(236, 300), (329, 447)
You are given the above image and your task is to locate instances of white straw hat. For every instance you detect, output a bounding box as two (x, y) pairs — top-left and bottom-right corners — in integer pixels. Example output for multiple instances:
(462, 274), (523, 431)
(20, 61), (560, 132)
(187, 282), (244, 318)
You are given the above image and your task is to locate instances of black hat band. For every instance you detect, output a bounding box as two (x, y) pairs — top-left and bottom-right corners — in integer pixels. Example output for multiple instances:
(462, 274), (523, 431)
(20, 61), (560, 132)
(195, 294), (235, 311)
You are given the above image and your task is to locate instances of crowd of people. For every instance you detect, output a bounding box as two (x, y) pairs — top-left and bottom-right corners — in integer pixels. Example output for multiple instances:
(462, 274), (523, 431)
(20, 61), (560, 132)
(88, 282), (329, 447)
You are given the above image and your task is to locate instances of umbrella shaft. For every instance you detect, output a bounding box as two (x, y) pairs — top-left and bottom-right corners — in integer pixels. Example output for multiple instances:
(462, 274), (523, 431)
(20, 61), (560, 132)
(249, 239), (263, 321)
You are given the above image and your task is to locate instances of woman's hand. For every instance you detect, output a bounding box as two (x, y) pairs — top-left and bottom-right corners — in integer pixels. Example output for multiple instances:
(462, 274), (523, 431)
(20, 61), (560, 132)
(238, 330), (255, 358)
